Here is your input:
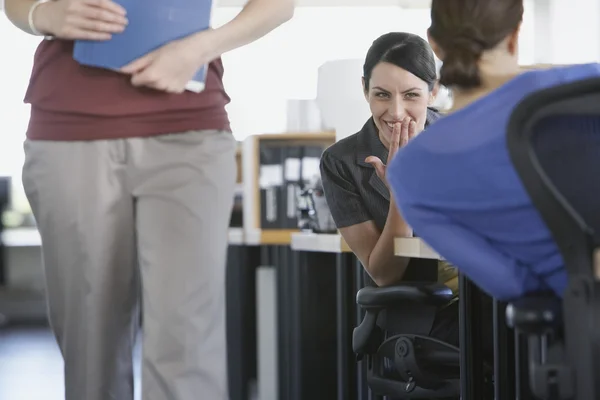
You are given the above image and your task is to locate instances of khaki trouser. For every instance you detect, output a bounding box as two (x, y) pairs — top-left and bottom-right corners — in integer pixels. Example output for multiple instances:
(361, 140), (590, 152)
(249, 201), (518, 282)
(22, 130), (237, 400)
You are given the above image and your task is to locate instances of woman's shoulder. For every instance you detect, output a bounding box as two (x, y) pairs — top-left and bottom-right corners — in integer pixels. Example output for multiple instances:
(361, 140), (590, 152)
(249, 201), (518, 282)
(426, 107), (443, 126)
(321, 131), (361, 164)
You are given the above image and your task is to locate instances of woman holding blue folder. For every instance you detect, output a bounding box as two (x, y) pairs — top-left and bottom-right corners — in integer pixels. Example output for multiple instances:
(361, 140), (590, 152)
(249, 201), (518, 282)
(4, 0), (295, 399)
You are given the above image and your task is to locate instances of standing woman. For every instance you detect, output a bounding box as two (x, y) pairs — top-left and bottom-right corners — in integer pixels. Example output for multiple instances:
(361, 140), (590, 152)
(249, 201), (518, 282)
(320, 32), (462, 346)
(4, 0), (294, 399)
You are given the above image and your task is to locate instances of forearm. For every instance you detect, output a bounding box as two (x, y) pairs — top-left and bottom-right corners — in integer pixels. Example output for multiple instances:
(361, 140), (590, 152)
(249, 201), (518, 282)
(4, 0), (39, 34)
(200, 0), (294, 58)
(366, 198), (413, 286)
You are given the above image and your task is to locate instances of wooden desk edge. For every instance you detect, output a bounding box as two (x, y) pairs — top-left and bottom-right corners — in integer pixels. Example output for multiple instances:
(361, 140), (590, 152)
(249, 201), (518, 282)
(4, 227), (251, 248)
(290, 232), (353, 253)
(340, 237), (352, 253)
(393, 237), (442, 260)
(258, 229), (297, 245)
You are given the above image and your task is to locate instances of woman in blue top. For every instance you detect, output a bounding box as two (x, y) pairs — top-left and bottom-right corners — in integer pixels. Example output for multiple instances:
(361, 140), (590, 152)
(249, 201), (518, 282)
(387, 0), (600, 300)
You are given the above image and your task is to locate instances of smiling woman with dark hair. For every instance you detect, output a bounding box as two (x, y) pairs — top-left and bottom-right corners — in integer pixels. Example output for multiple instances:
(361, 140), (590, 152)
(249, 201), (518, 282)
(319, 32), (464, 346)
(362, 33), (439, 147)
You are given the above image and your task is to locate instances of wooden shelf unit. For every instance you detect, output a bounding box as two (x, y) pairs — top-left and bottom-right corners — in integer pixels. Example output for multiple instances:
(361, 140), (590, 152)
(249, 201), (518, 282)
(241, 131), (336, 245)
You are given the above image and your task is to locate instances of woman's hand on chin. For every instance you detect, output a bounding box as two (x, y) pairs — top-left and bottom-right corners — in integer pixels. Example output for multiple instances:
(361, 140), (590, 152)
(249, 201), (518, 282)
(366, 116), (417, 187)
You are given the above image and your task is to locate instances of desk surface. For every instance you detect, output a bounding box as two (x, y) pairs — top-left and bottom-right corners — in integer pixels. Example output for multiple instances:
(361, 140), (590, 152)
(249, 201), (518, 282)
(291, 232), (443, 260)
(1, 227), (248, 248)
(2, 228), (41, 247)
(244, 229), (297, 246)
(394, 237), (441, 260)
(290, 232), (352, 254)
(3, 227), (443, 259)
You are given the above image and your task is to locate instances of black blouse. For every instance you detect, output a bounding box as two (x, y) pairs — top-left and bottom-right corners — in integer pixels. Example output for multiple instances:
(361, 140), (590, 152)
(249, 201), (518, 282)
(319, 108), (458, 288)
(320, 108), (441, 231)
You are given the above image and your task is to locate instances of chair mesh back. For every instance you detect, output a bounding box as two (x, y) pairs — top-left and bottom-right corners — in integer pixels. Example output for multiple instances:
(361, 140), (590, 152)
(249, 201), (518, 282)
(531, 115), (600, 239)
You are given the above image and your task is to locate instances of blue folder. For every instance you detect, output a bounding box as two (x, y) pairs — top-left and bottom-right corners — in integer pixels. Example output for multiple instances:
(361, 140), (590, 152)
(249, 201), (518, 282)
(73, 0), (213, 92)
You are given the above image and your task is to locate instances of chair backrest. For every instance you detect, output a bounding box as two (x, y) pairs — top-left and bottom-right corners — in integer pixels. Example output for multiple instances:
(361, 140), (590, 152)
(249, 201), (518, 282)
(507, 76), (600, 399)
(507, 77), (600, 279)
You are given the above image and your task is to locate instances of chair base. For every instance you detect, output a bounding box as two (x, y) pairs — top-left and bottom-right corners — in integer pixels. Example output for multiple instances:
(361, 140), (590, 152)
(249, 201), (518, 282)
(367, 374), (460, 399)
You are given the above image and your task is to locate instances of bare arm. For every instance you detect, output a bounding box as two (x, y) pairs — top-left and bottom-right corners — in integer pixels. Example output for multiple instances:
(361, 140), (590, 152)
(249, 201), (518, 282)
(343, 117), (416, 286)
(321, 118), (418, 287)
(118, 0), (295, 92)
(178, 0), (295, 67)
(339, 197), (412, 287)
(206, 0), (295, 57)
(5, 0), (294, 49)
(4, 0), (41, 34)
(5, 0), (128, 40)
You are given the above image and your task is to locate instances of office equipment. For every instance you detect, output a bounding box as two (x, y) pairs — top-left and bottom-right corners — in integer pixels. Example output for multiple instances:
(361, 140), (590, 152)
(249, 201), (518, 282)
(282, 145), (303, 229)
(282, 144), (324, 229)
(316, 59), (371, 142)
(73, 0), (213, 92)
(260, 142), (326, 230)
(296, 175), (336, 233)
(506, 76), (600, 400)
(259, 142), (284, 230)
(242, 132), (335, 244)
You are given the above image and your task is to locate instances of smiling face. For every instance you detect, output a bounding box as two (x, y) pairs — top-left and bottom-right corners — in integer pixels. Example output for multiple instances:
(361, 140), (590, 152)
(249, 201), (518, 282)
(363, 62), (434, 148)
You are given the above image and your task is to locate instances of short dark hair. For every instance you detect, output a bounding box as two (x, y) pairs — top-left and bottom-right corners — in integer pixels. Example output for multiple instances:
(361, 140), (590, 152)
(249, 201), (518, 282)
(429, 0), (524, 89)
(363, 32), (437, 91)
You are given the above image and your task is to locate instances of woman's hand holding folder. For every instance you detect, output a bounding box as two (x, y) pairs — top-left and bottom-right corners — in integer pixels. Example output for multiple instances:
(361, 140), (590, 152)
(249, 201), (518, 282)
(120, 30), (217, 94)
(34, 0), (128, 40)
(116, 0), (296, 94)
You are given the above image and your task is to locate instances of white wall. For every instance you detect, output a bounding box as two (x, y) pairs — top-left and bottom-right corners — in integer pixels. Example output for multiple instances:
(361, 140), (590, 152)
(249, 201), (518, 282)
(215, 2), (537, 140)
(533, 0), (600, 64)
(213, 6), (434, 139)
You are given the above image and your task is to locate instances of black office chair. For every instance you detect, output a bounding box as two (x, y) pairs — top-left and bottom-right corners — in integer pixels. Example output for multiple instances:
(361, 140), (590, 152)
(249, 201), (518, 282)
(505, 76), (600, 400)
(352, 278), (462, 399)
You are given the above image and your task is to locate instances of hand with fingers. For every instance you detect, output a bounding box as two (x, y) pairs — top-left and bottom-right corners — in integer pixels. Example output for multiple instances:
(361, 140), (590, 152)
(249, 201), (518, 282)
(365, 116), (419, 188)
(33, 0), (210, 94)
(119, 30), (216, 94)
(33, 0), (128, 41)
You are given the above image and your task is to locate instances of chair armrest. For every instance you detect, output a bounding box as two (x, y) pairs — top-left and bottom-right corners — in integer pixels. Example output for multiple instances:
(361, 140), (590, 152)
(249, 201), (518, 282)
(505, 293), (562, 334)
(356, 283), (454, 309)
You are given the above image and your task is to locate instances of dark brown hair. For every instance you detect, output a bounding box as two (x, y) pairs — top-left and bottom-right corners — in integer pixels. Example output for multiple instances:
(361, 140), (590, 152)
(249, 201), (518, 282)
(429, 0), (524, 89)
(363, 32), (437, 91)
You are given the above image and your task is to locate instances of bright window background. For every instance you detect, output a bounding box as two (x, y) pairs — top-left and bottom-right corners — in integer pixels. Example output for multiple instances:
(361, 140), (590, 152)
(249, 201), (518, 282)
(1, 2), (536, 211)
(213, 7), (432, 140)
(214, 2), (536, 140)
(0, 13), (41, 211)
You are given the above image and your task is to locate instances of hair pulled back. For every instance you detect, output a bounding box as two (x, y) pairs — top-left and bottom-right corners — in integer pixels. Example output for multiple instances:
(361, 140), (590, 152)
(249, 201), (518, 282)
(363, 32), (437, 91)
(429, 0), (524, 89)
